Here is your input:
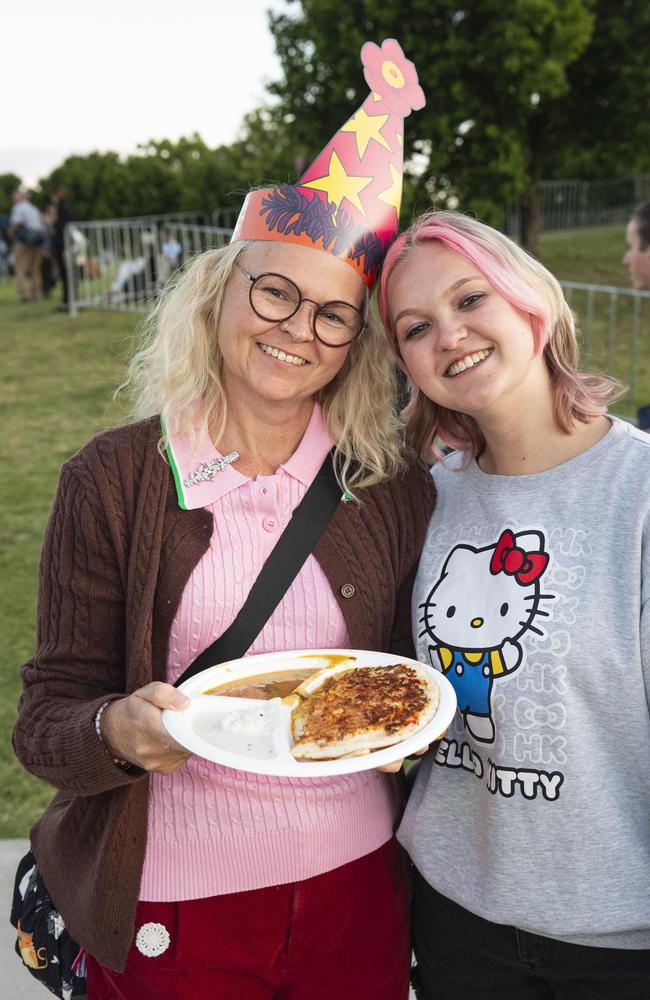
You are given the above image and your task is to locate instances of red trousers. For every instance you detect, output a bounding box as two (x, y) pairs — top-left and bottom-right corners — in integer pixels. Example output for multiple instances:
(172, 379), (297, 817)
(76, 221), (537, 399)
(86, 839), (411, 1000)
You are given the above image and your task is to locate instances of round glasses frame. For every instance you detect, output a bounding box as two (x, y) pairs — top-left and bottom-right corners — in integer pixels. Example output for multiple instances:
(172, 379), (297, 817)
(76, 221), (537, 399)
(236, 264), (367, 347)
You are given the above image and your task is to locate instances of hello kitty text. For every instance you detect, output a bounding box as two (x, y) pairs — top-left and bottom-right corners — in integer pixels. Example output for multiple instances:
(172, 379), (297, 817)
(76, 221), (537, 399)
(434, 738), (565, 800)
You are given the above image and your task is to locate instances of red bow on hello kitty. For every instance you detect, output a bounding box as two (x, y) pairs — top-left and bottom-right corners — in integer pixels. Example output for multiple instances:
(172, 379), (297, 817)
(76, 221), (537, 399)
(489, 530), (548, 585)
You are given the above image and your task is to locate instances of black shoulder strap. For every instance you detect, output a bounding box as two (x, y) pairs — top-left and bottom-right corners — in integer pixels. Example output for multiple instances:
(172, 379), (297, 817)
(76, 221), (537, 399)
(174, 452), (342, 686)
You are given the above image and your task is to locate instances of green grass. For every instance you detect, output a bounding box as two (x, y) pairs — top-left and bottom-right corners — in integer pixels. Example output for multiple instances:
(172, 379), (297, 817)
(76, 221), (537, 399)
(538, 224), (629, 285)
(0, 282), (136, 836)
(538, 226), (650, 416)
(0, 223), (647, 837)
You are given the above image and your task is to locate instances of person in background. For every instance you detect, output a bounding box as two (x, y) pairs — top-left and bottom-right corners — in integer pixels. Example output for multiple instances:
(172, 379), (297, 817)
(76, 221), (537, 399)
(379, 210), (650, 999)
(0, 233), (9, 282)
(637, 404), (650, 432)
(8, 189), (46, 302)
(51, 185), (75, 311)
(623, 201), (650, 289)
(623, 204), (650, 433)
(13, 39), (431, 1000)
(40, 208), (57, 298)
(161, 228), (182, 277)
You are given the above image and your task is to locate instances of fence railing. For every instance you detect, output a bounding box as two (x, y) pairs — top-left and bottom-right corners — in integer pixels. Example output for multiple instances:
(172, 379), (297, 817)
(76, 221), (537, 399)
(560, 281), (650, 418)
(211, 207), (241, 230)
(506, 174), (650, 237)
(114, 211), (211, 227)
(65, 220), (233, 317)
(63, 224), (647, 419)
(216, 176), (650, 238)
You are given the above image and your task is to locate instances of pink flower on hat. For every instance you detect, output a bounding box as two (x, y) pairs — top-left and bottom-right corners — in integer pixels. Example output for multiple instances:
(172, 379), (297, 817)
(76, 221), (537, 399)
(361, 38), (425, 117)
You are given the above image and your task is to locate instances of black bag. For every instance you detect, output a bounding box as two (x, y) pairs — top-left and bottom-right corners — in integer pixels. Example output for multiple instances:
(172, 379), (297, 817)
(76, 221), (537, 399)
(173, 451), (342, 684)
(11, 851), (86, 998)
(11, 452), (342, 995)
(15, 223), (45, 247)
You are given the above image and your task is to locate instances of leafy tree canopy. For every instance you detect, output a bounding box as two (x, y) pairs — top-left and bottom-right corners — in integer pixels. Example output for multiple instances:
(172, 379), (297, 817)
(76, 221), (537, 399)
(0, 173), (22, 219)
(266, 0), (650, 248)
(6, 0), (649, 251)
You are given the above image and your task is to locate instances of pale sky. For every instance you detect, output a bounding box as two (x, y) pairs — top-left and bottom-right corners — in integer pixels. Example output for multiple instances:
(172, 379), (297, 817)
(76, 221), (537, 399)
(3, 0), (289, 187)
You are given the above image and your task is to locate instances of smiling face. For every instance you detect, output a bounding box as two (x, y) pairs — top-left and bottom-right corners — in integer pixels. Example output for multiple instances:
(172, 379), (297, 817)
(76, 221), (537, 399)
(623, 218), (650, 290)
(387, 241), (548, 423)
(217, 242), (364, 412)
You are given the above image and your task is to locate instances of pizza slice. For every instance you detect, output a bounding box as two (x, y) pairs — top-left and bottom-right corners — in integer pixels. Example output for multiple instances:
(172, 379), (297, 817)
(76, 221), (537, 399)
(289, 662), (439, 761)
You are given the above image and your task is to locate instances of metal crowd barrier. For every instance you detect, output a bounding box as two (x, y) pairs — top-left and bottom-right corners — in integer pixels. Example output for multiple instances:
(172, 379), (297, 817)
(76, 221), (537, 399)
(61, 223), (647, 419)
(506, 174), (650, 236)
(560, 281), (650, 419)
(64, 220), (233, 317)
(212, 206), (241, 229)
(126, 211), (210, 227)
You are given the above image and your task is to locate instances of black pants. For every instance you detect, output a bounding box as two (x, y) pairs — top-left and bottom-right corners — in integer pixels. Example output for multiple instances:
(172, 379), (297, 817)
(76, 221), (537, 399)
(411, 870), (650, 1000)
(54, 246), (69, 303)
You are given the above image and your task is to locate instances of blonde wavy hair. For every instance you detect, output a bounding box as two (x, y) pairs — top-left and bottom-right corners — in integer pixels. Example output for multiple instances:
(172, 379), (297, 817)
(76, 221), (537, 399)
(124, 240), (404, 493)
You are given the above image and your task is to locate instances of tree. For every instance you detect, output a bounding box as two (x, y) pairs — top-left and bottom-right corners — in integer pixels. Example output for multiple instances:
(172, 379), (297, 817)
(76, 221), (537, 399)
(266, 0), (650, 251)
(541, 0), (650, 180)
(138, 134), (218, 214)
(229, 106), (303, 187)
(38, 134), (272, 223)
(0, 173), (22, 217)
(43, 153), (133, 220)
(121, 155), (182, 218)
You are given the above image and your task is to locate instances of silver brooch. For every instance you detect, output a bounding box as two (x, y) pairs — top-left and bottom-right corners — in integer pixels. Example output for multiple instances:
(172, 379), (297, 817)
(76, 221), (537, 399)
(184, 450), (240, 487)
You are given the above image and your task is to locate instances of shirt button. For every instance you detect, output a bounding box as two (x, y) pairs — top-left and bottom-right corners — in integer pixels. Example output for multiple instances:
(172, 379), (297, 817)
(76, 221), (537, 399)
(262, 517), (277, 532)
(340, 583), (355, 599)
(260, 487), (269, 496)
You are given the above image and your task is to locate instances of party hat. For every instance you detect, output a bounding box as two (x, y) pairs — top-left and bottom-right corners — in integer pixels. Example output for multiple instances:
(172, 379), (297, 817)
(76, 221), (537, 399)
(231, 39), (425, 289)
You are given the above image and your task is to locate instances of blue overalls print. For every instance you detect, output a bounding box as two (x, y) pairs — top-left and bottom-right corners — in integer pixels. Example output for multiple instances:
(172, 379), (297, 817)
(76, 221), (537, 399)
(444, 648), (492, 716)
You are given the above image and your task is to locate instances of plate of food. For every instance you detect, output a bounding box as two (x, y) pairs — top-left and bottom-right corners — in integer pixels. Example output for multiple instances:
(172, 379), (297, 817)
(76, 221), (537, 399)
(162, 648), (457, 777)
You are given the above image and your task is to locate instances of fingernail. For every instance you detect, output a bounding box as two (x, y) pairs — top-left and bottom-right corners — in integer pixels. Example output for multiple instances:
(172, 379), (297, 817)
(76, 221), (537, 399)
(171, 691), (190, 708)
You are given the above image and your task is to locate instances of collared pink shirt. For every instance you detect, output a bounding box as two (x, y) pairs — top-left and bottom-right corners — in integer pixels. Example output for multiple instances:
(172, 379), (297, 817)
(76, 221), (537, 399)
(139, 405), (397, 901)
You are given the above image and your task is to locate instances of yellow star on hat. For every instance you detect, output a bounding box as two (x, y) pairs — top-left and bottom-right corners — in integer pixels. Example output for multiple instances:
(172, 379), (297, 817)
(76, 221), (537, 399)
(302, 150), (373, 217)
(341, 107), (392, 158)
(378, 162), (403, 211)
(231, 38), (426, 289)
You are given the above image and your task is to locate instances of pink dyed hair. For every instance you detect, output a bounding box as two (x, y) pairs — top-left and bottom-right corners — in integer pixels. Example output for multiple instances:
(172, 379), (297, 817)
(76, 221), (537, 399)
(377, 210), (624, 461)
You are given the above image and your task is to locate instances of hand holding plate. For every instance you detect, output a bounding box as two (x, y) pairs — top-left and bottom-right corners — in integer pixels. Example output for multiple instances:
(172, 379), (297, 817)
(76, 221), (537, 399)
(377, 745), (430, 773)
(101, 682), (192, 774)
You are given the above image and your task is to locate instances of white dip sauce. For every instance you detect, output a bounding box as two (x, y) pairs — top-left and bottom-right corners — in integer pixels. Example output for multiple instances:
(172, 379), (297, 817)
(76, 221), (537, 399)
(192, 701), (280, 758)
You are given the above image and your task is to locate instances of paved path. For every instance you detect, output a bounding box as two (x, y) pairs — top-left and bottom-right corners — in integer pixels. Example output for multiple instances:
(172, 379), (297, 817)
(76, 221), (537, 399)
(1, 839), (45, 999)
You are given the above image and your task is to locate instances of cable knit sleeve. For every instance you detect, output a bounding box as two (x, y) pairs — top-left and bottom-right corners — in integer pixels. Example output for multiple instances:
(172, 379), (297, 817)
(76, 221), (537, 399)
(314, 449), (436, 655)
(388, 453), (436, 657)
(12, 451), (143, 795)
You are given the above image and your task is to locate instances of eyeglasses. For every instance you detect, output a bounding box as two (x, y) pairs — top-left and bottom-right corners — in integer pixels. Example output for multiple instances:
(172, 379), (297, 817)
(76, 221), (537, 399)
(236, 264), (366, 347)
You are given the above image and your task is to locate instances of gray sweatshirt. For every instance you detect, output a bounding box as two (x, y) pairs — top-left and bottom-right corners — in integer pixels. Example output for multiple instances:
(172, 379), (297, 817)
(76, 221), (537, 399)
(399, 417), (650, 949)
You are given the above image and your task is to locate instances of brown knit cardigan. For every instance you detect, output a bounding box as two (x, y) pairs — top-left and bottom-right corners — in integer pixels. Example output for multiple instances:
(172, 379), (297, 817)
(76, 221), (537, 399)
(12, 416), (435, 971)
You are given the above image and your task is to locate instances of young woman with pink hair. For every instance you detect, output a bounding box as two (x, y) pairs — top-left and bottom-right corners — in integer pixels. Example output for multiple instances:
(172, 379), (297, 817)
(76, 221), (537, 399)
(379, 211), (650, 999)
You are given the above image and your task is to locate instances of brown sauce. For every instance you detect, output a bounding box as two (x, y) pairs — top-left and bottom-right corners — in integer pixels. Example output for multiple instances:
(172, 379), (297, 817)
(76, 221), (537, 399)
(298, 654), (356, 668)
(204, 668), (318, 701)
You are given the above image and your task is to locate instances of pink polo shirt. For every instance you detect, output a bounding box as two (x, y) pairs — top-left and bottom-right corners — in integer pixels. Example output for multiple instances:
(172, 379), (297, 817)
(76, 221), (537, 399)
(139, 405), (397, 901)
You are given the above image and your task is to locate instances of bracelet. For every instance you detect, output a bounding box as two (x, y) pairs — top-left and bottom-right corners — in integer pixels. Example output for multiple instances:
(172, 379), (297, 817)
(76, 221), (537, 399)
(94, 701), (134, 772)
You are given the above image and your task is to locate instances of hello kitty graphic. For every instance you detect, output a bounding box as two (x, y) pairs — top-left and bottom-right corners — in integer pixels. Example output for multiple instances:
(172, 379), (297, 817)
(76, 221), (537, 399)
(418, 529), (554, 743)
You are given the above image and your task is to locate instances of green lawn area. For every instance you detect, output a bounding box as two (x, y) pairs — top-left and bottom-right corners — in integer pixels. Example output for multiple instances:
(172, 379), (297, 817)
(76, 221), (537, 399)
(538, 226), (649, 416)
(0, 282), (136, 836)
(538, 224), (629, 285)
(0, 224), (647, 837)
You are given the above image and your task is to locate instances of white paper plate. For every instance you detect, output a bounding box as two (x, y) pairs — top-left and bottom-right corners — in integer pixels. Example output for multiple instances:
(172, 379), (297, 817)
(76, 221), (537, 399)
(162, 648), (457, 777)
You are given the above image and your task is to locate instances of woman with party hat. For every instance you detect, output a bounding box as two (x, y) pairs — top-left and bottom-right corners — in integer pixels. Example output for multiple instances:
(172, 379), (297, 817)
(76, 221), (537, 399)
(13, 40), (430, 1000)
